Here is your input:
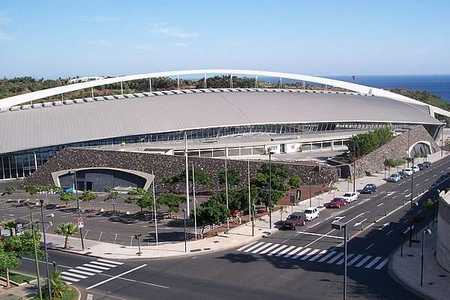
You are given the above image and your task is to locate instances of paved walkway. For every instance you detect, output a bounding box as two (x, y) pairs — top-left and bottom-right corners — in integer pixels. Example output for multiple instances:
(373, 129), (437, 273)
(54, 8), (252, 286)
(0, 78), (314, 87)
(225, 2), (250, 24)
(45, 151), (449, 260)
(389, 225), (450, 300)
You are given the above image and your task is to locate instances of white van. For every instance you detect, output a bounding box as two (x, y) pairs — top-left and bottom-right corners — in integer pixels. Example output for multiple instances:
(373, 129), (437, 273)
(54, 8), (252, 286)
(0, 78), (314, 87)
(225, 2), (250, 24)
(304, 207), (319, 221)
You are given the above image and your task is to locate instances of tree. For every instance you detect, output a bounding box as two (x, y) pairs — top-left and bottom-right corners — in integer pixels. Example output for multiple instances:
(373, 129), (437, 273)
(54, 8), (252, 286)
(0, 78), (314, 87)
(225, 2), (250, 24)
(59, 192), (75, 203)
(288, 176), (301, 188)
(79, 191), (96, 202)
(217, 169), (240, 188)
(0, 248), (19, 288)
(350, 127), (393, 159)
(43, 271), (68, 299)
(253, 164), (289, 208)
(55, 223), (78, 249)
(105, 188), (120, 213)
(158, 194), (184, 218)
(128, 188), (153, 213)
(196, 199), (229, 235)
(4, 185), (15, 195)
(3, 221), (16, 237)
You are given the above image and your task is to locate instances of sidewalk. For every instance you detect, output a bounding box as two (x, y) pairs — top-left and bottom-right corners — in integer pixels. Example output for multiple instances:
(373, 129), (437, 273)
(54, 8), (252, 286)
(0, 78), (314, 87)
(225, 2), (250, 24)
(45, 151), (449, 260)
(389, 226), (450, 300)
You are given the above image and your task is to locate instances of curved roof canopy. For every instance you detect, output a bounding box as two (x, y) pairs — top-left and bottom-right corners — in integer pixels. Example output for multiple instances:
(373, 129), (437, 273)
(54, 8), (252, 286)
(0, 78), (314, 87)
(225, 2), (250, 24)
(0, 89), (441, 154)
(0, 69), (449, 118)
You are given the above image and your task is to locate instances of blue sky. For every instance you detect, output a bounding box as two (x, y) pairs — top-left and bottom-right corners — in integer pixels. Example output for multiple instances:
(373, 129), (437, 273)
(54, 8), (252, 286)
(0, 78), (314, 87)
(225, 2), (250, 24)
(0, 0), (449, 78)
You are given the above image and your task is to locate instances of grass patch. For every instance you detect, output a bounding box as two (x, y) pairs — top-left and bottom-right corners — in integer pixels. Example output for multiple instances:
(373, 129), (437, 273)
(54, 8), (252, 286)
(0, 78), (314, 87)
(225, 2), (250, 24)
(32, 286), (78, 300)
(0, 271), (35, 284)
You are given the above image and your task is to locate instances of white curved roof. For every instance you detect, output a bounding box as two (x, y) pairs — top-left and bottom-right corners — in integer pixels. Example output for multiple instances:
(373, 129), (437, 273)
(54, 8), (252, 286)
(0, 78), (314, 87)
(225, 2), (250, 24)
(0, 69), (449, 118)
(0, 89), (441, 154)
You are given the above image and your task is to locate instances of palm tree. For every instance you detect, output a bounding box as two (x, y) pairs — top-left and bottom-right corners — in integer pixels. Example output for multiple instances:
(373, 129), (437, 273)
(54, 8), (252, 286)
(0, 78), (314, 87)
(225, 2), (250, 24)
(55, 223), (78, 249)
(105, 188), (119, 214)
(43, 271), (67, 299)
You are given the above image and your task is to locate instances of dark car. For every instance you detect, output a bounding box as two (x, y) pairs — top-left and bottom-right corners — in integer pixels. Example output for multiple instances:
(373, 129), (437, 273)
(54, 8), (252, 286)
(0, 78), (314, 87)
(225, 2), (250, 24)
(281, 212), (306, 230)
(417, 163), (424, 170)
(422, 161), (431, 168)
(361, 184), (377, 194)
(325, 198), (348, 208)
(398, 171), (408, 179)
(109, 216), (138, 224)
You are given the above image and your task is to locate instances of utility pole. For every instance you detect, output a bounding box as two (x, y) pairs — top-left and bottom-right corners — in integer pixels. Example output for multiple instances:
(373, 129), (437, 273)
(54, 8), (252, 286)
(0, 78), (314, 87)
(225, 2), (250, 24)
(248, 161), (254, 236)
(224, 159), (230, 232)
(183, 209), (187, 252)
(71, 171), (85, 251)
(268, 150), (273, 229)
(184, 132), (190, 218)
(151, 171), (158, 245)
(410, 158), (415, 208)
(39, 200), (52, 300)
(29, 205), (42, 300)
(192, 163), (198, 239)
(331, 221), (348, 300)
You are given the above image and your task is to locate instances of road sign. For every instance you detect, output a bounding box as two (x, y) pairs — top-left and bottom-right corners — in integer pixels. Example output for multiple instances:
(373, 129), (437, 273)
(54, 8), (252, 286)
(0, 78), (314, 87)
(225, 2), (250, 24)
(77, 217), (84, 228)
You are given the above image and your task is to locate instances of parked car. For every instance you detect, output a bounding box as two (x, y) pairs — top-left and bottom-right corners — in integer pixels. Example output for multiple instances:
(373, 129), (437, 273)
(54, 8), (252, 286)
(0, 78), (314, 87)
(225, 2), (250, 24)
(109, 216), (138, 224)
(403, 168), (413, 176)
(417, 163), (424, 170)
(304, 207), (320, 221)
(325, 198), (348, 208)
(282, 212), (306, 230)
(387, 173), (401, 182)
(422, 161), (432, 168)
(341, 192), (358, 202)
(361, 184), (377, 194)
(412, 166), (420, 173)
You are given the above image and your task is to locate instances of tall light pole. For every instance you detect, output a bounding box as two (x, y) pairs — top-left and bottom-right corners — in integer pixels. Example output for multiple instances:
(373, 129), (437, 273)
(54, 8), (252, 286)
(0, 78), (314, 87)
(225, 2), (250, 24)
(182, 209), (188, 252)
(184, 132), (190, 218)
(224, 158), (230, 232)
(410, 157), (415, 209)
(70, 170), (85, 251)
(39, 199), (52, 300)
(28, 203), (42, 300)
(191, 163), (198, 239)
(331, 221), (348, 300)
(421, 228), (432, 287)
(151, 171), (158, 245)
(247, 161), (254, 236)
(268, 150), (273, 229)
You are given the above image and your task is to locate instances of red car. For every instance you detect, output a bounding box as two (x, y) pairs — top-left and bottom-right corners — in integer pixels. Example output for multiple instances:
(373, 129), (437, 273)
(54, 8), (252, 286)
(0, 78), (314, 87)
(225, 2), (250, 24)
(325, 198), (348, 209)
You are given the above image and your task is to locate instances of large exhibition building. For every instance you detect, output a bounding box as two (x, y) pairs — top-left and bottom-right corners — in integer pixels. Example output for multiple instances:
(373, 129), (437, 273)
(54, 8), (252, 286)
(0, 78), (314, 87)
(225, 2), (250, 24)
(0, 70), (447, 188)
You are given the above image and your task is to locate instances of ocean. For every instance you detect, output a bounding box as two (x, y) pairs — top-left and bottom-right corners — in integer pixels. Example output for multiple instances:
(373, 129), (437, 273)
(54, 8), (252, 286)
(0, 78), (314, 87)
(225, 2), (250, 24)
(331, 75), (450, 102)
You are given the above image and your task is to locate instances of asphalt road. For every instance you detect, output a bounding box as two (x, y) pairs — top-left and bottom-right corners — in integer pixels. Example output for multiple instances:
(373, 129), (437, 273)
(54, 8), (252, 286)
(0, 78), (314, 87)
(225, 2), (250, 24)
(17, 156), (450, 300)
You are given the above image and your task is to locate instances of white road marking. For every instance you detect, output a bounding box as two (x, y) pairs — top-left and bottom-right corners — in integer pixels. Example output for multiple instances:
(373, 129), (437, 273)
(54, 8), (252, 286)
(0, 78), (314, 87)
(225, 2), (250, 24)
(365, 243), (375, 250)
(355, 255), (372, 267)
(89, 261), (117, 268)
(237, 242), (258, 252)
(292, 248), (312, 259)
(76, 266), (103, 273)
(300, 249), (320, 261)
(251, 243), (273, 254)
(303, 229), (336, 248)
(242, 242), (264, 253)
(259, 243), (280, 255)
(374, 258), (389, 270)
(83, 263), (110, 271)
(365, 256), (382, 269)
(377, 203), (384, 207)
(296, 231), (343, 239)
(275, 245), (296, 257)
(61, 275), (80, 282)
(309, 250), (327, 262)
(336, 254), (354, 265)
(347, 254), (363, 266)
(284, 247), (304, 258)
(61, 271), (87, 279)
(354, 218), (367, 227)
(386, 230), (393, 236)
(86, 264), (148, 290)
(97, 259), (123, 265)
(67, 268), (96, 276)
(267, 244), (288, 256)
(327, 252), (344, 264)
(318, 251), (337, 263)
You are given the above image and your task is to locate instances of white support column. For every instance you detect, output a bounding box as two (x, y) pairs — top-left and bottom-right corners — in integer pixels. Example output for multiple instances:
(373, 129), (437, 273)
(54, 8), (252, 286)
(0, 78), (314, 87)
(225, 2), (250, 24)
(91, 87), (94, 98)
(120, 81), (124, 95)
(149, 78), (152, 92)
(61, 94), (64, 101)
(204, 74), (207, 88)
(177, 75), (180, 90)
(230, 74), (233, 88)
(279, 78), (283, 88)
(33, 152), (38, 171)
(255, 76), (258, 88)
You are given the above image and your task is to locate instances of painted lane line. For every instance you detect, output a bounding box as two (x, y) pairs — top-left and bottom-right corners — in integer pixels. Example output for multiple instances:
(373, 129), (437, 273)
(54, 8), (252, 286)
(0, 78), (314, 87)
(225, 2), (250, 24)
(242, 242), (264, 253)
(89, 261), (119, 268)
(300, 249), (320, 261)
(296, 231), (343, 239)
(86, 264), (148, 290)
(76, 266), (103, 273)
(67, 268), (96, 276)
(267, 244), (288, 256)
(355, 255), (372, 267)
(97, 259), (123, 265)
(365, 243), (375, 250)
(275, 245), (296, 257)
(260, 243), (281, 255)
(292, 248), (312, 259)
(354, 218), (367, 227)
(318, 251), (337, 263)
(237, 242), (258, 252)
(303, 229), (336, 248)
(309, 250), (327, 262)
(365, 256), (382, 269)
(374, 258), (389, 270)
(405, 193), (411, 198)
(251, 243), (273, 254)
(336, 254), (354, 265)
(283, 246), (304, 258)
(347, 254), (363, 266)
(377, 203), (384, 207)
(327, 252), (344, 264)
(61, 275), (80, 282)
(61, 271), (87, 279)
(83, 264), (110, 271)
(386, 230), (394, 236)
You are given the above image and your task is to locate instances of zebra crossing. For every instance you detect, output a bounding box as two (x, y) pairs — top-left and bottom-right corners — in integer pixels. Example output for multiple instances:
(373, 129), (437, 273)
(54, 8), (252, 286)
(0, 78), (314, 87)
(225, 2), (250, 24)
(60, 259), (123, 284)
(237, 242), (389, 271)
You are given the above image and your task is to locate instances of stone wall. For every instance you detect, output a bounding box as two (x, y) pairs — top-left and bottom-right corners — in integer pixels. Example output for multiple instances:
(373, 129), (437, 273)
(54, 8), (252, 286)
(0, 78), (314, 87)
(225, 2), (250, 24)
(437, 193), (450, 272)
(25, 148), (338, 193)
(352, 125), (440, 178)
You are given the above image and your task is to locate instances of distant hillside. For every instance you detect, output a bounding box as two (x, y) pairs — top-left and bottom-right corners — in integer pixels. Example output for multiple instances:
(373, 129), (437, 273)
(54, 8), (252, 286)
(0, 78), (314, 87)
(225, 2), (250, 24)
(391, 88), (450, 112)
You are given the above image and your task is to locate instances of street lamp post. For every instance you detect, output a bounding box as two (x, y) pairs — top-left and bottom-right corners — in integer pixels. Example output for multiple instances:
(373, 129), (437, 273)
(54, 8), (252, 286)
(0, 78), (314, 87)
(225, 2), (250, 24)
(182, 209), (188, 253)
(331, 221), (348, 300)
(421, 228), (432, 286)
(39, 199), (52, 300)
(191, 163), (198, 239)
(28, 204), (43, 300)
(224, 158), (230, 232)
(268, 150), (273, 229)
(69, 171), (85, 251)
(151, 171), (159, 245)
(135, 234), (142, 256)
(247, 160), (254, 236)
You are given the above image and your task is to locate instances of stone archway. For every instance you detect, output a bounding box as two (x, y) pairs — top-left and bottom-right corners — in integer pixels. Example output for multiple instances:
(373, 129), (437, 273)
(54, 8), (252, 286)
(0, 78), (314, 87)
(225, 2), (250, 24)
(408, 141), (432, 158)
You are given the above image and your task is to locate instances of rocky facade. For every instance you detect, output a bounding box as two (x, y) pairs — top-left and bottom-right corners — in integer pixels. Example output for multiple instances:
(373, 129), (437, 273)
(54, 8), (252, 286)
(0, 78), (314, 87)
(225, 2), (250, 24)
(25, 148), (338, 193)
(352, 125), (440, 178)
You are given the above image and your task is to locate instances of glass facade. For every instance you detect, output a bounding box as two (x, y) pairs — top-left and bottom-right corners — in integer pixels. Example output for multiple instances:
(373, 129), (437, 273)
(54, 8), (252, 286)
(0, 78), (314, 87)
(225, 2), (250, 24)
(0, 121), (421, 180)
